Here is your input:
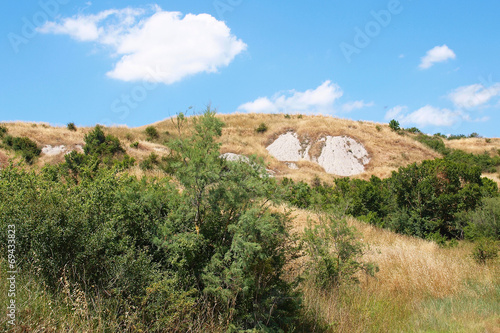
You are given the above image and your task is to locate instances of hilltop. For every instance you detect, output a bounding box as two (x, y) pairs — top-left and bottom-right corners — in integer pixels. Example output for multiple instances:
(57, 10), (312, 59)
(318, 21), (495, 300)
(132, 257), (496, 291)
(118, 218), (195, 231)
(2, 113), (500, 184)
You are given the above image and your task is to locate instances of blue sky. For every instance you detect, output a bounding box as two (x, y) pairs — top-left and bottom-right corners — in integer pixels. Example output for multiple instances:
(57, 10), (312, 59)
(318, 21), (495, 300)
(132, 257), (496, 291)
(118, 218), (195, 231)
(1, 0), (500, 137)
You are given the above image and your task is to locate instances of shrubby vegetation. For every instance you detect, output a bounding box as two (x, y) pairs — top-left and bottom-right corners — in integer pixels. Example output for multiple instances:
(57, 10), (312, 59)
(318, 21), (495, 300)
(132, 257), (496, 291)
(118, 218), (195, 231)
(1, 135), (41, 164)
(2, 110), (377, 331)
(281, 158), (499, 242)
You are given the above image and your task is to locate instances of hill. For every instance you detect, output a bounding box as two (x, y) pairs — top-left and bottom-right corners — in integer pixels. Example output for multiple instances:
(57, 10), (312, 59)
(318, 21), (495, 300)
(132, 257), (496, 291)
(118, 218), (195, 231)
(0, 113), (444, 180)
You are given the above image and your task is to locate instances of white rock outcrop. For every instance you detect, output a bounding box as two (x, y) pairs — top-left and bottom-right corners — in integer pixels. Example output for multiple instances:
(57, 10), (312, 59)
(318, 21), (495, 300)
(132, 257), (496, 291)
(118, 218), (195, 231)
(266, 132), (370, 176)
(266, 132), (310, 162)
(317, 136), (370, 176)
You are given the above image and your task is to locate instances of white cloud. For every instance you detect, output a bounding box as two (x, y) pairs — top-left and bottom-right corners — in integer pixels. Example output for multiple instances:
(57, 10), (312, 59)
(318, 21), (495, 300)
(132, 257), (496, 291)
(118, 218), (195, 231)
(341, 100), (374, 112)
(448, 83), (500, 108)
(419, 45), (456, 69)
(384, 105), (407, 120)
(237, 81), (343, 114)
(385, 105), (461, 127)
(38, 6), (247, 84)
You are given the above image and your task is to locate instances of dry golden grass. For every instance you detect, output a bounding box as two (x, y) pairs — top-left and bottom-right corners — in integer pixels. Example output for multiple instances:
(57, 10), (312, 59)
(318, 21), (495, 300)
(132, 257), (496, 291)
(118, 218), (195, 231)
(444, 137), (500, 155)
(146, 113), (440, 182)
(5, 115), (500, 185)
(283, 206), (500, 332)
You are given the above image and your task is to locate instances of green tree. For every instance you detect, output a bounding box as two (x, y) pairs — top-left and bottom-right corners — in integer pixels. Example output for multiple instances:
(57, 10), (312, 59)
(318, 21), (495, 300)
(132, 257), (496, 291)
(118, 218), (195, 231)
(389, 119), (400, 131)
(155, 108), (300, 330)
(303, 214), (378, 289)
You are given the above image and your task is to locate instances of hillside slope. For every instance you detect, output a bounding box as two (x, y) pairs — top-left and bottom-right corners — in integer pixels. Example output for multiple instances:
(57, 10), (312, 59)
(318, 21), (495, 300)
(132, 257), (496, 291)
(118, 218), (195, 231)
(3, 113), (497, 183)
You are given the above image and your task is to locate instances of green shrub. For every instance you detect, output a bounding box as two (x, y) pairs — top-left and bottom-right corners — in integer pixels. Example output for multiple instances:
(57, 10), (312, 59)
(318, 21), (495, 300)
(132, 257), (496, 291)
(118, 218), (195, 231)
(375, 125), (382, 132)
(406, 127), (421, 134)
(303, 214), (378, 289)
(130, 141), (139, 149)
(0, 124), (7, 137)
(297, 114), (303, 119)
(255, 122), (268, 133)
(460, 197), (500, 240)
(388, 119), (400, 131)
(284, 114), (291, 119)
(140, 152), (159, 170)
(145, 126), (159, 140)
(67, 122), (77, 131)
(448, 134), (466, 140)
(83, 125), (125, 157)
(2, 135), (41, 164)
(414, 134), (450, 155)
(472, 238), (498, 264)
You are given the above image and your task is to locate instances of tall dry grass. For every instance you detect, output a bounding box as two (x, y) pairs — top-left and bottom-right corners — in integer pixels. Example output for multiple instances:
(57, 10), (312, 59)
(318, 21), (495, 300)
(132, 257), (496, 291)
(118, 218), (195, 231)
(286, 207), (499, 332)
(444, 137), (500, 156)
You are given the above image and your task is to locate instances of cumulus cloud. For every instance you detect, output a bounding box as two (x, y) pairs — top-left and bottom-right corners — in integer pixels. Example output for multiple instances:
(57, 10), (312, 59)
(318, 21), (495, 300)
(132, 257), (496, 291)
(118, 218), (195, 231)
(419, 45), (456, 69)
(385, 105), (461, 127)
(237, 81), (343, 114)
(38, 6), (247, 84)
(448, 83), (500, 108)
(341, 100), (374, 112)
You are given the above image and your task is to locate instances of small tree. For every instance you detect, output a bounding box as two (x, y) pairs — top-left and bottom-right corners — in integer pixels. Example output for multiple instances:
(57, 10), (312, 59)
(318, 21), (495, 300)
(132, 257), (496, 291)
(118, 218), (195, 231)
(67, 122), (77, 131)
(389, 119), (400, 131)
(255, 123), (268, 133)
(145, 126), (159, 140)
(303, 214), (378, 289)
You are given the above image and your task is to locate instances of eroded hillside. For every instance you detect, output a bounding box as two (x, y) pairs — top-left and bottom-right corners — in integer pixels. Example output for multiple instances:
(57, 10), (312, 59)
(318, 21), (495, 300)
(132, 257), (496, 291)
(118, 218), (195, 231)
(4, 113), (498, 184)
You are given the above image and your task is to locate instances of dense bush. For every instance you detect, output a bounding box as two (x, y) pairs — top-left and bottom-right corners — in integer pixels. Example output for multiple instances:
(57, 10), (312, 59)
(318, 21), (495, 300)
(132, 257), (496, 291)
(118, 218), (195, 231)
(472, 238), (498, 264)
(83, 125), (125, 157)
(2, 135), (41, 163)
(414, 134), (450, 155)
(255, 122), (268, 133)
(303, 215), (378, 289)
(0, 110), (302, 331)
(67, 122), (77, 131)
(0, 124), (7, 137)
(388, 119), (400, 131)
(281, 157), (498, 241)
(140, 152), (159, 170)
(145, 126), (159, 140)
(445, 149), (500, 173)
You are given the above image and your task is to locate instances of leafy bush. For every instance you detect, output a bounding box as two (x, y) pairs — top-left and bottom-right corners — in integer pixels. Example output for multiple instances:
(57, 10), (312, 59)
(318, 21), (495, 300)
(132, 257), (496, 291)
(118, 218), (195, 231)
(145, 126), (159, 140)
(67, 122), (77, 131)
(448, 134), (466, 140)
(130, 141), (139, 149)
(472, 238), (498, 264)
(388, 119), (400, 131)
(83, 125), (125, 158)
(406, 127), (421, 134)
(414, 134), (450, 155)
(0, 124), (7, 137)
(284, 114), (291, 119)
(459, 197), (500, 240)
(303, 215), (378, 289)
(140, 152), (159, 170)
(445, 150), (500, 173)
(2, 135), (41, 164)
(375, 125), (381, 132)
(255, 122), (268, 133)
